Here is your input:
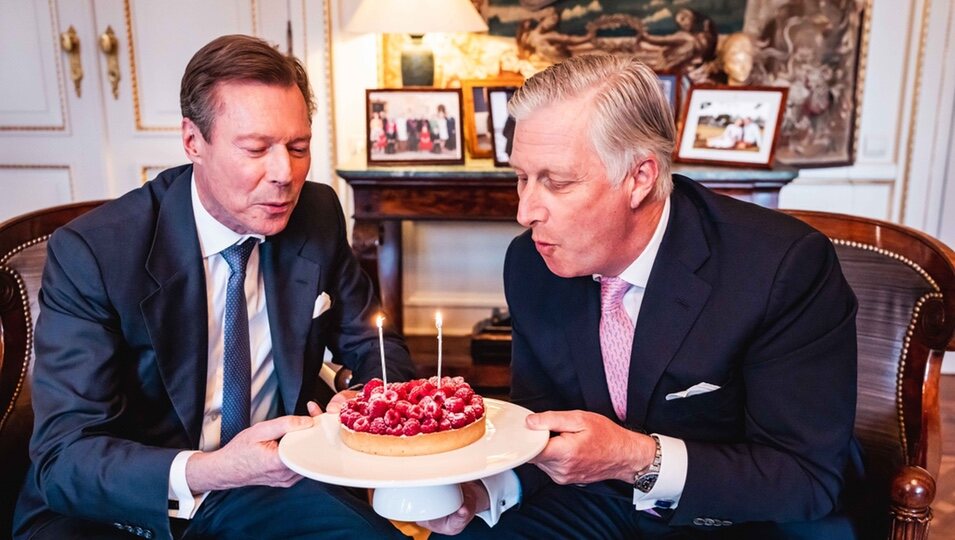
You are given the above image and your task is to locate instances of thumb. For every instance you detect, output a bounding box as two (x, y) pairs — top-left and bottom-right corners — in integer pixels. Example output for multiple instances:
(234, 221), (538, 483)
(247, 415), (313, 442)
(526, 410), (586, 433)
(307, 400), (324, 417)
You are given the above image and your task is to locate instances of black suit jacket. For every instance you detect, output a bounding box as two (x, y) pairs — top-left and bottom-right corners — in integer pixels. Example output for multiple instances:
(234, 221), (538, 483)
(14, 165), (414, 539)
(504, 176), (858, 527)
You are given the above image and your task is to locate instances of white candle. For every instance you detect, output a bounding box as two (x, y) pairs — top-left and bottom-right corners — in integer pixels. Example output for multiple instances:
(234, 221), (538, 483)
(435, 311), (443, 387)
(376, 314), (387, 386)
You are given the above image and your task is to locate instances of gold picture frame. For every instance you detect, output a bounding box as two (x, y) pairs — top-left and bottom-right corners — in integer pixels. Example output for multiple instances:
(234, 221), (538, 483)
(461, 74), (524, 159)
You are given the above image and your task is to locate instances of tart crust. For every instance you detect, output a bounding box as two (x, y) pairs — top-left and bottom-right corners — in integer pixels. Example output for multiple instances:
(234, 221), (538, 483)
(340, 415), (486, 456)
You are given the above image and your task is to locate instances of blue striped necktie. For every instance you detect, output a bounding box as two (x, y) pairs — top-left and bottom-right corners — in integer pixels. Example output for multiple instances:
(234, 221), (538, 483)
(219, 238), (257, 446)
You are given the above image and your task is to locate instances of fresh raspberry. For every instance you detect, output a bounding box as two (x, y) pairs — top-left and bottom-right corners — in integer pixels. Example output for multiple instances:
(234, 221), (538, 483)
(462, 407), (476, 423)
(451, 376), (465, 386)
(362, 378), (384, 400)
(386, 424), (403, 436)
(454, 386), (474, 402)
(367, 397), (390, 419)
(394, 400), (412, 417)
(384, 408), (402, 427)
(393, 382), (410, 401)
(339, 410), (358, 428)
(402, 418), (421, 436)
(407, 404), (424, 420)
(438, 418), (452, 432)
(408, 381), (436, 403)
(420, 397), (441, 419)
(381, 389), (399, 403)
(444, 396), (465, 414)
(420, 418), (438, 433)
(352, 416), (370, 432)
(448, 412), (469, 429)
(369, 417), (387, 434)
(470, 401), (485, 419)
(431, 389), (447, 404)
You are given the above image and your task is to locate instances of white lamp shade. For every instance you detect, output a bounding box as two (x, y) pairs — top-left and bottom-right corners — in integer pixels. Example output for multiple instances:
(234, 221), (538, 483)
(346, 0), (489, 35)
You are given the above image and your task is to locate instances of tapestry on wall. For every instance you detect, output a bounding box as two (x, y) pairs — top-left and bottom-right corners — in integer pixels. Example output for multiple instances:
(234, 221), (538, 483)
(435, 0), (866, 167)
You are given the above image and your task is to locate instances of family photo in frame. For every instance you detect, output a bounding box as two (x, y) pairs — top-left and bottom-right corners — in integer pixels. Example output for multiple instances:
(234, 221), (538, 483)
(366, 89), (464, 166)
(676, 85), (788, 168)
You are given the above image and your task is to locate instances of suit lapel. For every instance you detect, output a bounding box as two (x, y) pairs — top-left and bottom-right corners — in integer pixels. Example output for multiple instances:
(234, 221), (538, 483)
(261, 223), (320, 415)
(141, 169), (208, 447)
(626, 183), (712, 427)
(562, 277), (618, 418)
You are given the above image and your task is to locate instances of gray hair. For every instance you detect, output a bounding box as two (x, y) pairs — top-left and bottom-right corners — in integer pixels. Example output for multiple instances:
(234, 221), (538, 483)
(508, 55), (675, 200)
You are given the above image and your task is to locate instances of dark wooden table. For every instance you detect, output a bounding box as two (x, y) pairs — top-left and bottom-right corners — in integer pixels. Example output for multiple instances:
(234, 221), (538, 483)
(338, 159), (797, 334)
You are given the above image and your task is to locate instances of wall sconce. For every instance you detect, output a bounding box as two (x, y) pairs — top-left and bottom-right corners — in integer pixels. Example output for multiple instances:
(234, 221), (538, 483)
(346, 0), (488, 87)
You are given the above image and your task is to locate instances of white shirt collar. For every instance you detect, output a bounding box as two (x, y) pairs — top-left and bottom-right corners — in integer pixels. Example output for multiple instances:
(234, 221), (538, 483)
(594, 196), (671, 287)
(191, 173), (264, 258)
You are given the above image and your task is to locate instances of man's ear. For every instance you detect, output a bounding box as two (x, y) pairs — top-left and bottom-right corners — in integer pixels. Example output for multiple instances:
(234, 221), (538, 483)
(181, 118), (205, 164)
(628, 156), (659, 209)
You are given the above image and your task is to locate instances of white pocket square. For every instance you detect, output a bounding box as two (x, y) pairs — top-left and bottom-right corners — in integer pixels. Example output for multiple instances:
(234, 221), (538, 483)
(665, 382), (720, 401)
(312, 292), (332, 318)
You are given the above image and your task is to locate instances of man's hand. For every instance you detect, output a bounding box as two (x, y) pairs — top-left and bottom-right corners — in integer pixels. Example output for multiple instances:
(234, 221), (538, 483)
(527, 410), (655, 485)
(416, 481), (490, 535)
(185, 415), (313, 493)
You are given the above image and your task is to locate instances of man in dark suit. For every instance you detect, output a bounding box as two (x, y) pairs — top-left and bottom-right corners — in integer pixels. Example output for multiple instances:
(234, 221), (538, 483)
(14, 35), (414, 540)
(425, 55), (859, 538)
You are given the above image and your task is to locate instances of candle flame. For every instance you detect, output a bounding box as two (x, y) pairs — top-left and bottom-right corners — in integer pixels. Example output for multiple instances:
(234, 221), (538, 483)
(376, 314), (384, 328)
(435, 311), (443, 328)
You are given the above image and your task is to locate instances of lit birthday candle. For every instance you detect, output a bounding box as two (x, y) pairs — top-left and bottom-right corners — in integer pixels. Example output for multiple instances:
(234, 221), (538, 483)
(435, 311), (443, 387)
(376, 314), (387, 386)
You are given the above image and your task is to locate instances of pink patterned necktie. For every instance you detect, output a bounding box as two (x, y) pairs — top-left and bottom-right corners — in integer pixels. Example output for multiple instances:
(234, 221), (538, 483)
(600, 276), (634, 421)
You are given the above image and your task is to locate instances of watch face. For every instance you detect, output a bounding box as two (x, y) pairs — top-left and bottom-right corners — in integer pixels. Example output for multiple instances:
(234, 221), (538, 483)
(635, 473), (659, 493)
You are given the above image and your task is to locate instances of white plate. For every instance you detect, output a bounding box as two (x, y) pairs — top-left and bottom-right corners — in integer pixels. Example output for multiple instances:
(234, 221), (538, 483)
(279, 399), (548, 488)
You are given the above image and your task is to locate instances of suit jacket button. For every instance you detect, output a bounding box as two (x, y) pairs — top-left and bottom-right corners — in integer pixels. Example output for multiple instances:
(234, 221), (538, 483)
(692, 517), (705, 526)
(113, 522), (123, 529)
(144, 531), (153, 539)
(722, 520), (733, 526)
(703, 518), (715, 526)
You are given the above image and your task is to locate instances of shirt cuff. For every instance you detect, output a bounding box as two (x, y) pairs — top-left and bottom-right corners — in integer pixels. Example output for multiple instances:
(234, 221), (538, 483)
(475, 470), (521, 527)
(632, 434), (687, 511)
(168, 450), (209, 519)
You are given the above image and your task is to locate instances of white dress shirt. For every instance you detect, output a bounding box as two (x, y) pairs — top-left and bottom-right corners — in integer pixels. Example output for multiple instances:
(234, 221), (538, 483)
(481, 196), (689, 526)
(167, 176), (280, 518)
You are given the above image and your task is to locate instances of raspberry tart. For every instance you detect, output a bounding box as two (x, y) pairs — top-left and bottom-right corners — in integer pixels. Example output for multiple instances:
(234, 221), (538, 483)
(338, 376), (486, 456)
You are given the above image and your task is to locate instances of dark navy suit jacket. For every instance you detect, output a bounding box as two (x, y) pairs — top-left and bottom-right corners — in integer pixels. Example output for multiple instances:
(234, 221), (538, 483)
(504, 176), (859, 529)
(14, 165), (414, 539)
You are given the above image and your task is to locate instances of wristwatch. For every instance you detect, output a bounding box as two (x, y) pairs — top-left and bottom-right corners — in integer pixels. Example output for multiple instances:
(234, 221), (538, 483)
(634, 435), (662, 493)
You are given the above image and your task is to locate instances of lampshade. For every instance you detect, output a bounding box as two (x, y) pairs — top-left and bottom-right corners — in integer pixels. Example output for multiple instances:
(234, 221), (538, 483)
(346, 0), (489, 35)
(346, 0), (488, 86)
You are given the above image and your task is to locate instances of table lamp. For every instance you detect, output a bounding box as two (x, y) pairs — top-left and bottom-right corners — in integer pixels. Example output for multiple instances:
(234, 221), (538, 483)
(346, 0), (488, 87)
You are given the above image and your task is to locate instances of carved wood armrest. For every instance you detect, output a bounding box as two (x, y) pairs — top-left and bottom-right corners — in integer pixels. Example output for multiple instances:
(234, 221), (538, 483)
(889, 465), (935, 540)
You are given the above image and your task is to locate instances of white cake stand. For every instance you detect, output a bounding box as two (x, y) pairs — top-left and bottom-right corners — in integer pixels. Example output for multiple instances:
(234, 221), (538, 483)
(278, 399), (548, 521)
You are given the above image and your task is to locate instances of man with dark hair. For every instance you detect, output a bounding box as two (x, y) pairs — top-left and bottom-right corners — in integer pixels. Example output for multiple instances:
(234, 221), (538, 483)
(14, 35), (413, 540)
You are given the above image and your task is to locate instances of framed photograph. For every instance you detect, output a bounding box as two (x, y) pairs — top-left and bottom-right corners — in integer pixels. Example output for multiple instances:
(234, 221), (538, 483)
(487, 87), (517, 167)
(462, 75), (523, 159)
(675, 85), (788, 168)
(366, 88), (464, 166)
(654, 71), (680, 118)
